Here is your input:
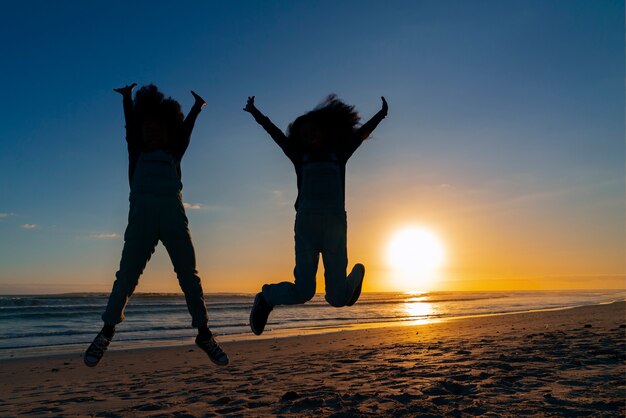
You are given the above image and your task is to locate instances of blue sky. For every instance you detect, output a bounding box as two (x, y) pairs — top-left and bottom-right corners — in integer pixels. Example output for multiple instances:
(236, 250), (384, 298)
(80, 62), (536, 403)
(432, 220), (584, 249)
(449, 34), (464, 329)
(0, 1), (623, 293)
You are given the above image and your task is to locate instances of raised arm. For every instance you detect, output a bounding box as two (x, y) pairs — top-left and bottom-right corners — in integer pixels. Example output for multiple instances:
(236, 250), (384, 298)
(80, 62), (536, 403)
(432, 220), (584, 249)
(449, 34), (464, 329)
(175, 90), (206, 157)
(354, 96), (388, 142)
(343, 97), (388, 158)
(113, 83), (138, 144)
(243, 96), (290, 152)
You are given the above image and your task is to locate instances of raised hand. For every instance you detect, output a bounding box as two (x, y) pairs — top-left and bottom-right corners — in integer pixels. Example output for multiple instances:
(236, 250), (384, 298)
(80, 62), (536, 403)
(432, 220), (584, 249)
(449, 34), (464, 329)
(243, 96), (256, 113)
(381, 96), (388, 115)
(191, 90), (207, 108)
(113, 83), (137, 96)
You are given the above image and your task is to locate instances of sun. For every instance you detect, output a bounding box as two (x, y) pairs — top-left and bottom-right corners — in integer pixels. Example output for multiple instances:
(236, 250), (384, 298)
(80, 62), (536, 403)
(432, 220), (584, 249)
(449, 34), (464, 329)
(386, 226), (445, 291)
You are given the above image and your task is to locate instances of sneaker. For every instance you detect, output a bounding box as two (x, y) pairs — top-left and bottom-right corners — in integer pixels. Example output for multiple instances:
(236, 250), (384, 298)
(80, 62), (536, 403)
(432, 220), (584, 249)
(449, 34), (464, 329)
(250, 292), (273, 335)
(84, 329), (112, 367)
(346, 263), (365, 306)
(195, 333), (229, 366)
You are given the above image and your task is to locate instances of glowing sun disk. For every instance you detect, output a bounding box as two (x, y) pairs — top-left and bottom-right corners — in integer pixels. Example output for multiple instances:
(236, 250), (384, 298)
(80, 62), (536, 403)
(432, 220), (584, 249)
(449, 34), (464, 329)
(387, 227), (445, 275)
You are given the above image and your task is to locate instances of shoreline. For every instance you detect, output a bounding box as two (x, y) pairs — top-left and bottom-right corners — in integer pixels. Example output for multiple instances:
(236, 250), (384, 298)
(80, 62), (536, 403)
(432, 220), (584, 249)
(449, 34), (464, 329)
(1, 301), (623, 416)
(2, 298), (624, 360)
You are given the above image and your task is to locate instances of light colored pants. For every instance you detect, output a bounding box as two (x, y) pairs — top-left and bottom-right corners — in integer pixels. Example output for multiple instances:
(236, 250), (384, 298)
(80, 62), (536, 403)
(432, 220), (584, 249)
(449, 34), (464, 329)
(102, 193), (209, 328)
(262, 209), (360, 307)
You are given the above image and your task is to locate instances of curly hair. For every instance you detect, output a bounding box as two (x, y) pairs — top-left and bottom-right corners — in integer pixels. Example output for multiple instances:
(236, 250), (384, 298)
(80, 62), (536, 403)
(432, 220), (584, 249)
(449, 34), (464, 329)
(133, 84), (184, 149)
(287, 95), (361, 149)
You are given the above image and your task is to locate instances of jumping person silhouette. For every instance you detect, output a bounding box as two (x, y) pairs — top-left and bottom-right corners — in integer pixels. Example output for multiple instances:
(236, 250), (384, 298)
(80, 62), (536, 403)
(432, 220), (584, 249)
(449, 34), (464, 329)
(84, 84), (228, 367)
(244, 94), (388, 335)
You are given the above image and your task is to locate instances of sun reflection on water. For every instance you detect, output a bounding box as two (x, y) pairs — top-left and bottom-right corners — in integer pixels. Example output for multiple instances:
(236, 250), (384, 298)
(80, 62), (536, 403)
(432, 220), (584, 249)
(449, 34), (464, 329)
(403, 299), (435, 325)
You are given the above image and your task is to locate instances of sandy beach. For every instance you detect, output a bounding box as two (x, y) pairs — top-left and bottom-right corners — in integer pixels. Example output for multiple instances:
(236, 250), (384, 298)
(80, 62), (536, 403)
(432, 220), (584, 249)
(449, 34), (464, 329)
(1, 301), (624, 417)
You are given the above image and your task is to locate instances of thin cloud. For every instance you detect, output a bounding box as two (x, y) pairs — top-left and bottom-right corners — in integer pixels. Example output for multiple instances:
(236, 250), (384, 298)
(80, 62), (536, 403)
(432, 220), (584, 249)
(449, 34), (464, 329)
(183, 202), (223, 211)
(0, 212), (15, 218)
(90, 233), (120, 239)
(270, 190), (290, 206)
(21, 224), (37, 230)
(183, 202), (203, 210)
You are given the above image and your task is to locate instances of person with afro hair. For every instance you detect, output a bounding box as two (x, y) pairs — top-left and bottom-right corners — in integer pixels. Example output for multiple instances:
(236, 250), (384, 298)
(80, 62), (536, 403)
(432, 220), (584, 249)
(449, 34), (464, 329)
(84, 84), (228, 367)
(245, 94), (388, 335)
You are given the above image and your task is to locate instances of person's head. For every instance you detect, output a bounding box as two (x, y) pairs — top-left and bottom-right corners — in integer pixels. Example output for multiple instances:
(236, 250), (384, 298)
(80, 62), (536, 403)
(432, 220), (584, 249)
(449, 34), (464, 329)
(287, 95), (360, 152)
(134, 84), (184, 151)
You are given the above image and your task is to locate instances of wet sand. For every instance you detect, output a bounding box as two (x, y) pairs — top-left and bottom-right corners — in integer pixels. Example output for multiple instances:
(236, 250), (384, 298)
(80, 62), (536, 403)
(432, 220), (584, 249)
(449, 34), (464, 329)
(1, 302), (624, 417)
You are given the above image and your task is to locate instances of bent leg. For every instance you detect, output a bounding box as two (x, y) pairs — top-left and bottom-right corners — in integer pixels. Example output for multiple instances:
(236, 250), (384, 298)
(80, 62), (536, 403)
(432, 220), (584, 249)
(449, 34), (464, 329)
(263, 249), (319, 306)
(322, 211), (354, 307)
(263, 212), (320, 306)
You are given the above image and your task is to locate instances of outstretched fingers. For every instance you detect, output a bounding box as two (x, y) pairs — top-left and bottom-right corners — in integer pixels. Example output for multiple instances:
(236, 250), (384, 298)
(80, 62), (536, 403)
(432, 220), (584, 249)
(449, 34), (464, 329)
(191, 90), (207, 107)
(243, 96), (256, 112)
(113, 83), (137, 96)
(381, 96), (388, 114)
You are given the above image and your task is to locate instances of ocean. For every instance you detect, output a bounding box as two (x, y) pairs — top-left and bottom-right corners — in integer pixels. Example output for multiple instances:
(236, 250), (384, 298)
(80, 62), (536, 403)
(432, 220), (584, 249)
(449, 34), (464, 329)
(1, 290), (624, 359)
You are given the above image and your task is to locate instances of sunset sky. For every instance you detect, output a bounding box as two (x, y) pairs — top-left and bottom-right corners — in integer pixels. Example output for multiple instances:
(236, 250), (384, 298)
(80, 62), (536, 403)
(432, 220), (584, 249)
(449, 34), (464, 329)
(0, 1), (623, 294)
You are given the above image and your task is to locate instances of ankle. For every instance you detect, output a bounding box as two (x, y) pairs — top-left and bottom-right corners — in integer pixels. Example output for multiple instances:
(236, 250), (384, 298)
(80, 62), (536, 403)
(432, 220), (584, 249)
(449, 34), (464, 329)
(261, 293), (273, 310)
(197, 326), (212, 338)
(102, 324), (115, 339)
